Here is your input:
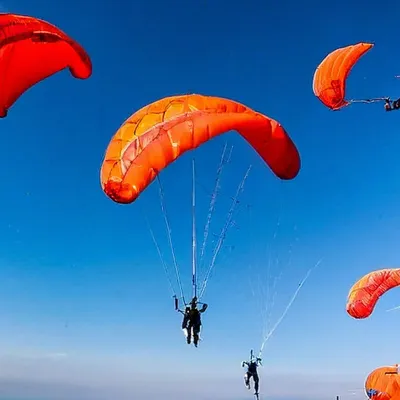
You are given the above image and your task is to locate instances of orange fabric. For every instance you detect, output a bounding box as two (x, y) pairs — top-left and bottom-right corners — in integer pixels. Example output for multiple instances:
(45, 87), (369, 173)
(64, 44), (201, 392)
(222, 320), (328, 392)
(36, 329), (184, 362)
(100, 94), (301, 204)
(0, 13), (92, 117)
(313, 43), (373, 110)
(366, 366), (400, 400)
(346, 268), (400, 318)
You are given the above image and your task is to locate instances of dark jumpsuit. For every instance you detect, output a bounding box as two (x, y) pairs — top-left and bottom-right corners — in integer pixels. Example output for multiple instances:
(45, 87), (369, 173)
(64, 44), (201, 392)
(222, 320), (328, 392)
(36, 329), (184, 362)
(182, 304), (208, 346)
(385, 98), (400, 111)
(244, 361), (260, 394)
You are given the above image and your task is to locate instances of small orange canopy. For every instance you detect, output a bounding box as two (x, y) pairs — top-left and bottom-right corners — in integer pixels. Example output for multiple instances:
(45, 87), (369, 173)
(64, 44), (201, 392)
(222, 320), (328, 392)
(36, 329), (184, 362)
(313, 42), (373, 110)
(346, 268), (400, 319)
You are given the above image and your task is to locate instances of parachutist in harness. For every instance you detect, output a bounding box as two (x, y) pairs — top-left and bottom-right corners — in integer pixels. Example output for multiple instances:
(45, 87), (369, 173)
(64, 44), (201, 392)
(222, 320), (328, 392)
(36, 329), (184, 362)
(384, 98), (400, 111)
(242, 351), (262, 396)
(176, 296), (208, 347)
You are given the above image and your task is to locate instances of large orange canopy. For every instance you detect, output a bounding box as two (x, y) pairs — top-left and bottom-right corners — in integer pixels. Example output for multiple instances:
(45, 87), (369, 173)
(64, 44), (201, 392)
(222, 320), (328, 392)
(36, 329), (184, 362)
(313, 43), (373, 110)
(346, 268), (400, 319)
(0, 13), (92, 117)
(100, 94), (301, 204)
(366, 365), (400, 400)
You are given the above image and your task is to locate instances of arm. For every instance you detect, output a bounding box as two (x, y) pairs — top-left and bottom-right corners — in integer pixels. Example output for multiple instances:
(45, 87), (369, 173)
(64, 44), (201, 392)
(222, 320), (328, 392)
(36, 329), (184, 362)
(242, 361), (248, 368)
(200, 303), (208, 313)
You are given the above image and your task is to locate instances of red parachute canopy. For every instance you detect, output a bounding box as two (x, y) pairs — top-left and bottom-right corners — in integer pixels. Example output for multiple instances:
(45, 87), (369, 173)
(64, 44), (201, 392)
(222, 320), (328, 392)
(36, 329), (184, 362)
(0, 13), (92, 117)
(313, 42), (373, 110)
(100, 94), (301, 204)
(365, 365), (400, 400)
(346, 268), (400, 319)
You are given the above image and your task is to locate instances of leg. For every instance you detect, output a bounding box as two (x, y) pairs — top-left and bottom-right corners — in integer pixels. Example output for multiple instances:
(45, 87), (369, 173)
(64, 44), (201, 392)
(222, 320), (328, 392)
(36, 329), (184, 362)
(187, 324), (192, 344)
(244, 372), (250, 389)
(193, 325), (200, 346)
(254, 373), (259, 394)
(394, 99), (400, 110)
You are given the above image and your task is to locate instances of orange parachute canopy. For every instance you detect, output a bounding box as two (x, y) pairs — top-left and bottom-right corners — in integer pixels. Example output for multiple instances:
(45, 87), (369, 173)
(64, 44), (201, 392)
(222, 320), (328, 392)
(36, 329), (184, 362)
(100, 94), (301, 204)
(346, 268), (400, 319)
(313, 42), (373, 110)
(365, 365), (400, 400)
(0, 13), (92, 117)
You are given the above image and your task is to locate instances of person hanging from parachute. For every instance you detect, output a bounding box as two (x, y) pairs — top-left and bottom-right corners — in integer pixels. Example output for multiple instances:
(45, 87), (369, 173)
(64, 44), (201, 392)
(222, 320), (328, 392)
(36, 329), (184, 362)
(100, 94), (300, 345)
(242, 350), (262, 397)
(178, 297), (208, 347)
(313, 42), (400, 112)
(384, 97), (400, 111)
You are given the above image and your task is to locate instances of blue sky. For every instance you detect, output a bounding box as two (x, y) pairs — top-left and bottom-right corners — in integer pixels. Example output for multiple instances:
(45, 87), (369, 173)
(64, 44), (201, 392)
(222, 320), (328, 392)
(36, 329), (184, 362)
(1, 0), (400, 399)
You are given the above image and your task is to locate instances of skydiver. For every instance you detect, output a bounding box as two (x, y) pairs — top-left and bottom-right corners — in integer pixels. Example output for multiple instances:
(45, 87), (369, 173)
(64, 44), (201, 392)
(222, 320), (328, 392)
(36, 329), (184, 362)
(385, 98), (400, 111)
(181, 296), (208, 347)
(242, 355), (262, 396)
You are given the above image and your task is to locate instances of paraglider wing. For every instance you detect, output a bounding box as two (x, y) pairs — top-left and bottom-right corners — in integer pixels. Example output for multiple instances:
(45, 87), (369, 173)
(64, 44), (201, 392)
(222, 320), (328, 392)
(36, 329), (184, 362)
(313, 42), (373, 110)
(100, 94), (301, 204)
(365, 365), (400, 400)
(346, 268), (400, 319)
(0, 13), (92, 117)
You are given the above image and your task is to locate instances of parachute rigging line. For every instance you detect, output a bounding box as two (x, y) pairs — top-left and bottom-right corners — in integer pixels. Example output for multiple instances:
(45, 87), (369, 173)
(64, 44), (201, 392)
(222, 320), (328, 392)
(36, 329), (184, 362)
(264, 194), (284, 337)
(246, 193), (295, 342)
(348, 97), (388, 105)
(387, 305), (400, 312)
(198, 165), (252, 300)
(198, 143), (233, 269)
(192, 158), (198, 299)
(266, 237), (295, 336)
(145, 144), (236, 305)
(156, 176), (186, 304)
(144, 213), (176, 297)
(258, 258), (323, 358)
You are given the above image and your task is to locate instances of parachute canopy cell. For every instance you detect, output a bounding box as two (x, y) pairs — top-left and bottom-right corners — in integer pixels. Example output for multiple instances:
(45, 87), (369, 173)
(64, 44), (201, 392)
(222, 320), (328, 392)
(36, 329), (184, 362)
(0, 13), (92, 117)
(100, 94), (301, 204)
(365, 365), (400, 400)
(346, 268), (400, 319)
(313, 42), (373, 110)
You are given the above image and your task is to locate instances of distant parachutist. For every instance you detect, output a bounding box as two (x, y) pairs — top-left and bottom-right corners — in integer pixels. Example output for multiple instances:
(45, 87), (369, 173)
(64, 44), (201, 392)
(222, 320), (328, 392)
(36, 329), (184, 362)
(242, 350), (262, 397)
(384, 98), (400, 111)
(313, 42), (397, 112)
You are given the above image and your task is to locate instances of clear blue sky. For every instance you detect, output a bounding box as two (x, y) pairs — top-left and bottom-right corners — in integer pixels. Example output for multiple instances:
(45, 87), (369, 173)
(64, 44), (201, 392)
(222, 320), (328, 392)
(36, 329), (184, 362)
(1, 0), (400, 399)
